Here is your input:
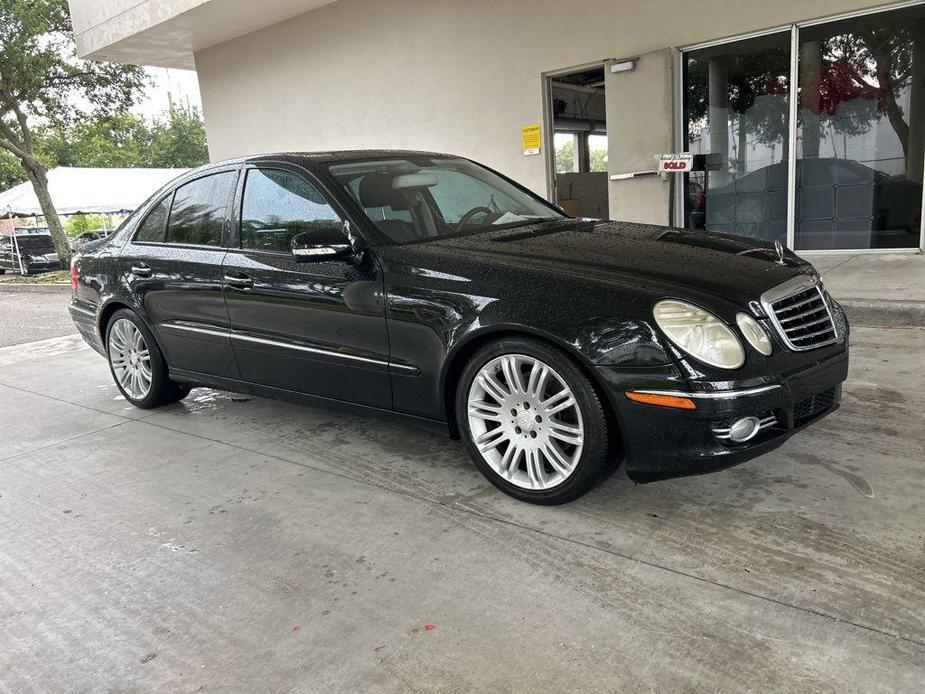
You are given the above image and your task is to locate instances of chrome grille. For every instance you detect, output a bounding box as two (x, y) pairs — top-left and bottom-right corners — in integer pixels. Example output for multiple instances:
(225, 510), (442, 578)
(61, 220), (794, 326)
(761, 277), (838, 351)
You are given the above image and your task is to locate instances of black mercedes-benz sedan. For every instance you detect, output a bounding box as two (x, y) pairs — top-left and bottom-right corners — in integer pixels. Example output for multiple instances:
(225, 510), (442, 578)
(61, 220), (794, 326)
(68, 151), (849, 504)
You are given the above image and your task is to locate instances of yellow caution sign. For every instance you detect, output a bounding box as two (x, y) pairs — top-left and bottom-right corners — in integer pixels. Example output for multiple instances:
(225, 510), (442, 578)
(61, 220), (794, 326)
(521, 124), (541, 156)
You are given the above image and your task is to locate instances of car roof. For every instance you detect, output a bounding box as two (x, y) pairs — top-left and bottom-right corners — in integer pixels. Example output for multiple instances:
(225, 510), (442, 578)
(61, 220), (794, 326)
(183, 150), (459, 177)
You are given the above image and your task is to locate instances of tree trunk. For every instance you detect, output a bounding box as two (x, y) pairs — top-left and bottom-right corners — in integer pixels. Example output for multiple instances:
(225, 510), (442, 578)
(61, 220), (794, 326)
(22, 161), (70, 266)
(906, 19), (925, 183)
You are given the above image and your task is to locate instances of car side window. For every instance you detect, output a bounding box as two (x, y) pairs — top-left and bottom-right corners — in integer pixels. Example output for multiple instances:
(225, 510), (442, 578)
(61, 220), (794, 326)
(165, 171), (236, 246)
(134, 195), (171, 243)
(240, 168), (342, 252)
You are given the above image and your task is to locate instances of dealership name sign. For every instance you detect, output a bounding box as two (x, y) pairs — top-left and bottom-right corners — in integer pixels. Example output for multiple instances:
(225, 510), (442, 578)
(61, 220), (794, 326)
(655, 153), (693, 173)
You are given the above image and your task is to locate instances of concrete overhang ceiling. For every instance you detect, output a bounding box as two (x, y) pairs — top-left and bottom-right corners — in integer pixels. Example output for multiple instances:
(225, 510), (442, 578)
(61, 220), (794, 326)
(71, 0), (338, 69)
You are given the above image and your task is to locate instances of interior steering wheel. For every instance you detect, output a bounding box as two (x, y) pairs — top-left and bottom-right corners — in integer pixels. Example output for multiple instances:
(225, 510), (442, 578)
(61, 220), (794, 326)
(455, 206), (495, 232)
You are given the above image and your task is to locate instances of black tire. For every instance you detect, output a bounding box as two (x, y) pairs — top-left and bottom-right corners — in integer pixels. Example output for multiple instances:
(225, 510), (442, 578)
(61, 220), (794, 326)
(455, 337), (616, 505)
(105, 308), (190, 409)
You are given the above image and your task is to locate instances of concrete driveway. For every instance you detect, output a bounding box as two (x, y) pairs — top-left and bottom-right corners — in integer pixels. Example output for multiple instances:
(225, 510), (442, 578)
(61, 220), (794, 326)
(0, 288), (75, 347)
(1, 326), (923, 692)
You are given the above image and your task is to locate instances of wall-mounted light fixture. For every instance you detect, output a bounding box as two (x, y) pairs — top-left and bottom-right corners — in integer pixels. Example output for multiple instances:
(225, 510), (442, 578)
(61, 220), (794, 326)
(609, 57), (638, 74)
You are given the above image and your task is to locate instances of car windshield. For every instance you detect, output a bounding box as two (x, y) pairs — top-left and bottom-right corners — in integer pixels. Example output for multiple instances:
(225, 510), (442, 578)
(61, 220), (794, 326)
(327, 156), (564, 244)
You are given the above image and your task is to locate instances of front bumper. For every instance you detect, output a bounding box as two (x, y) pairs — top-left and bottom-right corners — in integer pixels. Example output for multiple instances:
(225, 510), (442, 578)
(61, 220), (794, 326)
(599, 348), (849, 483)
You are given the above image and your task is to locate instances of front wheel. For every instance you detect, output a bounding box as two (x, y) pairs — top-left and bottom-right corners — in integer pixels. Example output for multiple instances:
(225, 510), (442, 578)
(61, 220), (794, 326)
(456, 338), (615, 504)
(106, 309), (190, 409)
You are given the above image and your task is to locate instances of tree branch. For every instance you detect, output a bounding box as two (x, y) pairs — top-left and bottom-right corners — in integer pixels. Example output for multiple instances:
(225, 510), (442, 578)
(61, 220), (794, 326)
(0, 134), (32, 162)
(0, 118), (26, 152)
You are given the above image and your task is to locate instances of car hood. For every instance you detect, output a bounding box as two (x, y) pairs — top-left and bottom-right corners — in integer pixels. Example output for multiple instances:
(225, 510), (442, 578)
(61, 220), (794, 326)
(419, 219), (816, 305)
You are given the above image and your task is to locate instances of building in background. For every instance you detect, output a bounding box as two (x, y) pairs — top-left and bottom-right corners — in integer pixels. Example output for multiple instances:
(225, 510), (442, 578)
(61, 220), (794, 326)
(68, 0), (924, 253)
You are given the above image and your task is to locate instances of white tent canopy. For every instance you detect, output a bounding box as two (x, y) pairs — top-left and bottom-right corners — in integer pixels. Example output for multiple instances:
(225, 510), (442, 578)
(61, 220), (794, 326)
(0, 167), (188, 217)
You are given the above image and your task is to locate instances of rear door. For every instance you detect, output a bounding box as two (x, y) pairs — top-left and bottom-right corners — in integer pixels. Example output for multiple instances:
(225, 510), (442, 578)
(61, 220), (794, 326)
(120, 167), (240, 378)
(221, 164), (391, 408)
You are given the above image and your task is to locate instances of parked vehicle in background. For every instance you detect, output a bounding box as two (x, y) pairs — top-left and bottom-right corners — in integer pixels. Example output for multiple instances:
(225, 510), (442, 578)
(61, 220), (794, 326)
(69, 151), (850, 504)
(69, 229), (110, 250)
(0, 229), (63, 275)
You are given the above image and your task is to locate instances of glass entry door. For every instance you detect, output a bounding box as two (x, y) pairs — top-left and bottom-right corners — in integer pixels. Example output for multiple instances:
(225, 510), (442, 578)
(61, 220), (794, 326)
(683, 32), (792, 244)
(682, 3), (925, 252)
(795, 9), (925, 250)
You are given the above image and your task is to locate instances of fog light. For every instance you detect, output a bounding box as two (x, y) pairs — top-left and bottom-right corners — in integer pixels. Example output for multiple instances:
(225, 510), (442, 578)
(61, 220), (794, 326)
(728, 416), (761, 442)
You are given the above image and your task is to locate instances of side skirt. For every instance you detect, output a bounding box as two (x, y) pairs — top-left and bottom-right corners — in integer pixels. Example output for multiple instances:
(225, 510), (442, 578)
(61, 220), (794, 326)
(168, 367), (451, 437)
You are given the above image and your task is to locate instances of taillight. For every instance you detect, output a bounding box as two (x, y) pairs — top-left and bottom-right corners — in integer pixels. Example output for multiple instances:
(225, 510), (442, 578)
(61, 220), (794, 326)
(70, 261), (78, 292)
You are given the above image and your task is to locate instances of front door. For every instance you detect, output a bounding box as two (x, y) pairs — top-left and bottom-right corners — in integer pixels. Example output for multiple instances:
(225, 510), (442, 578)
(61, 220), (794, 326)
(120, 168), (239, 378)
(221, 165), (391, 409)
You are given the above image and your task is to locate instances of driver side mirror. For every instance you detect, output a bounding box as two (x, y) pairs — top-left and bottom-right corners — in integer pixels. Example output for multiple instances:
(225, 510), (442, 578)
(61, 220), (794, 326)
(290, 222), (357, 262)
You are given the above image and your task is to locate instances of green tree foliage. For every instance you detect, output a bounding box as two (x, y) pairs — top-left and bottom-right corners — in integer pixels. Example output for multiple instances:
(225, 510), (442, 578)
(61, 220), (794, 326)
(590, 148), (607, 173)
(64, 212), (108, 236)
(555, 139), (575, 174)
(35, 106), (209, 169)
(146, 106), (209, 168)
(0, 0), (147, 263)
(39, 110), (151, 168)
(0, 147), (24, 189)
(555, 138), (608, 174)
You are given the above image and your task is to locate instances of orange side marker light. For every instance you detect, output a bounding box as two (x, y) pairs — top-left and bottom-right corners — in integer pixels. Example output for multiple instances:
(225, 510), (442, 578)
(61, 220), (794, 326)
(625, 391), (696, 410)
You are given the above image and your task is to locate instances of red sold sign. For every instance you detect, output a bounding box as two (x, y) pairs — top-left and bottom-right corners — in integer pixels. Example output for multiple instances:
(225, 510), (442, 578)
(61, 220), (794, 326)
(655, 153), (694, 173)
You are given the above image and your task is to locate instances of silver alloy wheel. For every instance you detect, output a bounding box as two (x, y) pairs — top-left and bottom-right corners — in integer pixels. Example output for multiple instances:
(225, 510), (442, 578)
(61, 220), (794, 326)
(467, 354), (584, 490)
(108, 318), (152, 400)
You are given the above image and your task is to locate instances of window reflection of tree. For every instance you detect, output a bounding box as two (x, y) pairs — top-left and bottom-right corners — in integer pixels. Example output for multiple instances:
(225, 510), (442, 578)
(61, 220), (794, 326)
(242, 169), (341, 252)
(167, 201), (222, 245)
(800, 16), (924, 182)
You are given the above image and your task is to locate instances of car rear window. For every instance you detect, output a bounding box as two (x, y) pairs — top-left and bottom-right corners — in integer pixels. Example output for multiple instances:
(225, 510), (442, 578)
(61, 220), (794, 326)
(165, 171), (236, 246)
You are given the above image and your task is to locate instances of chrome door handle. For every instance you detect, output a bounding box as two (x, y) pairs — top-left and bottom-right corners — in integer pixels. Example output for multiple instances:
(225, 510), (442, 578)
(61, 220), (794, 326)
(224, 274), (253, 289)
(131, 264), (152, 277)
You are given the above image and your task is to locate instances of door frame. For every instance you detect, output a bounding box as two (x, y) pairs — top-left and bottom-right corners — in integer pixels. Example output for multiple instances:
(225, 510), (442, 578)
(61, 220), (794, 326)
(541, 59), (610, 205)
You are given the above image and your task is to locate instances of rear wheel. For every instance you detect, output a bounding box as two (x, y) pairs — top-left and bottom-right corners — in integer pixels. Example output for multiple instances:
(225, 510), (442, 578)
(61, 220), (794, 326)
(456, 337), (614, 504)
(106, 309), (190, 408)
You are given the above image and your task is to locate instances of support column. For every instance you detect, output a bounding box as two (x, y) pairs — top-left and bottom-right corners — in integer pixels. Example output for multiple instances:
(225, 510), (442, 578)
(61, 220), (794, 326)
(708, 57), (730, 186)
(800, 40), (823, 161)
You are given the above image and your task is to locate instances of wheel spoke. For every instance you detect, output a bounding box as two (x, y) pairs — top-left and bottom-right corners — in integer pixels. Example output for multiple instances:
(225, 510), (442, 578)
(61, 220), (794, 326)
(526, 362), (549, 399)
(525, 449), (545, 488)
(477, 372), (509, 403)
(541, 388), (571, 412)
(499, 443), (518, 477)
(500, 355), (524, 394)
(475, 426), (509, 452)
(468, 400), (502, 422)
(545, 394), (576, 417)
(540, 440), (573, 477)
(548, 421), (583, 446)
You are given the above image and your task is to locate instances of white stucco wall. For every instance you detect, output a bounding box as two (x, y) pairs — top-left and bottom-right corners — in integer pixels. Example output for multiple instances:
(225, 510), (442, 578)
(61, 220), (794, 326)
(193, 0), (904, 223)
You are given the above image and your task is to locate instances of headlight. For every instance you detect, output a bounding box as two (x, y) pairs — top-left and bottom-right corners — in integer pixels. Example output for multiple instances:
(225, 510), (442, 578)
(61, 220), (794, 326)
(736, 312), (772, 356)
(653, 300), (745, 369)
